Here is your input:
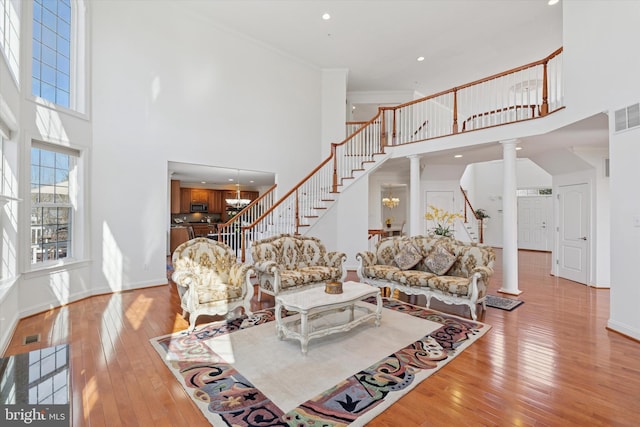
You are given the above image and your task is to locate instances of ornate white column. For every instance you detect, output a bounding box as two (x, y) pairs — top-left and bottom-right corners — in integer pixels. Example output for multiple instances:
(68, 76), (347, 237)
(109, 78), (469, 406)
(500, 139), (522, 295)
(408, 155), (421, 237)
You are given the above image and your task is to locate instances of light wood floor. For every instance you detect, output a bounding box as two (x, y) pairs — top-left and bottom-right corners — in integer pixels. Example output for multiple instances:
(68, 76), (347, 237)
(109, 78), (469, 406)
(4, 249), (640, 426)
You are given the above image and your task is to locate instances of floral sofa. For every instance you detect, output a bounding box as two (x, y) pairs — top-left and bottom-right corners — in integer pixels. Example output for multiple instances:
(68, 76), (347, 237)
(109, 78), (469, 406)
(356, 235), (495, 320)
(251, 234), (347, 300)
(172, 238), (254, 332)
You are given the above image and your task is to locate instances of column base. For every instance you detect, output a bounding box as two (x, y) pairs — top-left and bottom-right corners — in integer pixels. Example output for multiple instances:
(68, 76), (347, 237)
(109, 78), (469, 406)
(498, 288), (523, 296)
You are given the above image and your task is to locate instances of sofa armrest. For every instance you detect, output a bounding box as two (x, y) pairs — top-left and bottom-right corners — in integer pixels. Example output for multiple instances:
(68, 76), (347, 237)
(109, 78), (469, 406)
(325, 251), (347, 268)
(252, 260), (279, 274)
(228, 263), (254, 290)
(171, 270), (198, 288)
(472, 265), (494, 282)
(355, 251), (376, 268)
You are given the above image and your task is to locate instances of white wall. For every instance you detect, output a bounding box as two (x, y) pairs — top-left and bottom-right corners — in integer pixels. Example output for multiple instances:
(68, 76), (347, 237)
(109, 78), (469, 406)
(562, 0), (640, 339)
(321, 69), (348, 158)
(89, 1), (324, 294)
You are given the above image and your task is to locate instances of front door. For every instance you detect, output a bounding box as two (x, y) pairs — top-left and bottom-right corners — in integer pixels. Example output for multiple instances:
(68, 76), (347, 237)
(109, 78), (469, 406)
(558, 183), (589, 284)
(518, 196), (552, 251)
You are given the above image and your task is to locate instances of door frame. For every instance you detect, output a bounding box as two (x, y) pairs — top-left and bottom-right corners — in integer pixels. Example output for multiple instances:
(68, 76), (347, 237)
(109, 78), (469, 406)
(552, 181), (592, 285)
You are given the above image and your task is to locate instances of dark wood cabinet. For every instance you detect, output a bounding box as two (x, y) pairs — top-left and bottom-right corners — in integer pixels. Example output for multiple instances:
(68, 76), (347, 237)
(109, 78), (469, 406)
(180, 188), (191, 213)
(208, 190), (224, 213)
(173, 187), (259, 215)
(171, 180), (181, 214)
(191, 189), (209, 203)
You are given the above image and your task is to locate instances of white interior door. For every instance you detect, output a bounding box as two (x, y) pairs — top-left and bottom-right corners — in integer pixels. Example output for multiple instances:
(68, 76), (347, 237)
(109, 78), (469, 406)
(558, 183), (589, 284)
(518, 196), (552, 251)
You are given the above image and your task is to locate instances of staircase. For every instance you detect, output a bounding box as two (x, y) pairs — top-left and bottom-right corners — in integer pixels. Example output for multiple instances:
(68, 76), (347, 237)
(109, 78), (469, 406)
(225, 48), (564, 261)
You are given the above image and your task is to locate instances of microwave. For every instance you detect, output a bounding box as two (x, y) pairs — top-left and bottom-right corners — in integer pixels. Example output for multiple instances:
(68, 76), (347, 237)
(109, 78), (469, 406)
(190, 203), (208, 212)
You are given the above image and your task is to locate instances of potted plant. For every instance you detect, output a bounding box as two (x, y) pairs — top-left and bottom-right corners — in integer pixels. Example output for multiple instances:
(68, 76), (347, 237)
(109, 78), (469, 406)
(424, 205), (463, 237)
(475, 208), (490, 219)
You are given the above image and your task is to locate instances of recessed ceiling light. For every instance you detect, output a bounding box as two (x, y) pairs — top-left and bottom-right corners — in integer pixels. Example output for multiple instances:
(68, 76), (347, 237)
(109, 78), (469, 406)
(228, 178), (234, 182)
(454, 154), (463, 158)
(201, 181), (206, 184)
(516, 147), (523, 151)
(322, 12), (331, 20)
(417, 56), (425, 62)
(548, 0), (559, 5)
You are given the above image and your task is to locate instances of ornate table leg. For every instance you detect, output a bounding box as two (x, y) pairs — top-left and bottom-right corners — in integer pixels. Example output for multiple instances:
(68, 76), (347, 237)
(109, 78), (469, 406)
(375, 290), (382, 327)
(275, 298), (284, 339)
(300, 308), (309, 355)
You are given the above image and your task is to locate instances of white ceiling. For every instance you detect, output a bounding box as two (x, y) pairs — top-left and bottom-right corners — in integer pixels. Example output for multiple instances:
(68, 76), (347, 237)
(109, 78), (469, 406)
(183, 0), (563, 93)
(172, 0), (608, 183)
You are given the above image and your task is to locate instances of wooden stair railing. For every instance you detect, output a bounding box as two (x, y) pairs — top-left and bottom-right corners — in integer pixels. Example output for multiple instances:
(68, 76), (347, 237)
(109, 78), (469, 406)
(215, 184), (277, 261)
(460, 186), (483, 243)
(239, 48), (564, 259)
(239, 110), (387, 261)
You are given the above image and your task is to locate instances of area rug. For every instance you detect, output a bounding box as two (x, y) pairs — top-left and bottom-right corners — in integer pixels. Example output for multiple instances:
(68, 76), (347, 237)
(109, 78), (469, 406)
(150, 298), (490, 426)
(485, 294), (524, 311)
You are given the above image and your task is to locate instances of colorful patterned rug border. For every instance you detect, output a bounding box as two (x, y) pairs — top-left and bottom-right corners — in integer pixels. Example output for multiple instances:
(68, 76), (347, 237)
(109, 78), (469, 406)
(150, 298), (490, 426)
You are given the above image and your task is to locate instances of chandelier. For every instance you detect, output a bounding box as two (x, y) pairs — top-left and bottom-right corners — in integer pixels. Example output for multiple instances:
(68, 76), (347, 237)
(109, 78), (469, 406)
(225, 170), (251, 208)
(382, 192), (400, 209)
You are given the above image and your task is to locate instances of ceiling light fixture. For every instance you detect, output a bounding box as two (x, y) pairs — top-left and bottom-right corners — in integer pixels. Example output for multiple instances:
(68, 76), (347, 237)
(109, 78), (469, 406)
(322, 12), (331, 20)
(417, 56), (425, 62)
(548, 0), (559, 5)
(225, 170), (251, 209)
(454, 154), (463, 158)
(516, 147), (523, 150)
(382, 188), (400, 209)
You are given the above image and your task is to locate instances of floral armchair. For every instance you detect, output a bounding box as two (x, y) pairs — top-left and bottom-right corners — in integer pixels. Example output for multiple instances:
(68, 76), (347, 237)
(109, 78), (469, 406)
(250, 234), (347, 300)
(171, 237), (254, 332)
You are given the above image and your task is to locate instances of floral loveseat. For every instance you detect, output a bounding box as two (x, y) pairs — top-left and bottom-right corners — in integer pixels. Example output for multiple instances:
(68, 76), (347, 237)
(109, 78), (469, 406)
(251, 234), (347, 300)
(356, 235), (495, 320)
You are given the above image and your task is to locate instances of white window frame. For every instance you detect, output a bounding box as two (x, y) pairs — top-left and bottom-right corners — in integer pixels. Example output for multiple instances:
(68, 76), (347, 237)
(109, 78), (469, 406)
(0, 0), (21, 85)
(28, 0), (88, 116)
(29, 139), (84, 269)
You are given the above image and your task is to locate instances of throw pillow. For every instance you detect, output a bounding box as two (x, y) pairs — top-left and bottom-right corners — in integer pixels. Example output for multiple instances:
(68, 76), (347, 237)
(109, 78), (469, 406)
(424, 245), (457, 275)
(394, 243), (423, 270)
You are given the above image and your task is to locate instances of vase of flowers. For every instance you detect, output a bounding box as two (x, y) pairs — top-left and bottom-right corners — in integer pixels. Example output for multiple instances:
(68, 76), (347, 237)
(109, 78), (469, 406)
(424, 205), (463, 237)
(385, 217), (393, 228)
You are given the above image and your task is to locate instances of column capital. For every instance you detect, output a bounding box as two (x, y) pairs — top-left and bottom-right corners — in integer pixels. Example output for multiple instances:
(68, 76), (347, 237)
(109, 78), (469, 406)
(499, 139), (520, 146)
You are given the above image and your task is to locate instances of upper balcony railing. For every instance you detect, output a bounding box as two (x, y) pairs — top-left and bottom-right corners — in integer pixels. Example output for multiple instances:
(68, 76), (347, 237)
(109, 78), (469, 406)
(382, 47), (563, 146)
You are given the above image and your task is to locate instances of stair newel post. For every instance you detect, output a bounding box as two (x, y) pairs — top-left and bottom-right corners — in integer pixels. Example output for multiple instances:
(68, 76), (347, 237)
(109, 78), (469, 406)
(392, 108), (397, 145)
(452, 88), (459, 134)
(331, 143), (338, 193)
(380, 107), (387, 152)
(540, 60), (549, 116)
(294, 189), (300, 235)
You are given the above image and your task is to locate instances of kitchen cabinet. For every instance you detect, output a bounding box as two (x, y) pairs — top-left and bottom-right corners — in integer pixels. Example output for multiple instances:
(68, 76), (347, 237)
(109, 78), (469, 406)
(171, 180), (181, 214)
(170, 226), (193, 253)
(191, 189), (209, 203)
(190, 223), (218, 237)
(208, 190), (224, 213)
(180, 188), (191, 213)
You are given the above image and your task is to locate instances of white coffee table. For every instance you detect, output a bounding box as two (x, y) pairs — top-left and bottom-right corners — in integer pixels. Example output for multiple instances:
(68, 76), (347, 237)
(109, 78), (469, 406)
(274, 281), (382, 354)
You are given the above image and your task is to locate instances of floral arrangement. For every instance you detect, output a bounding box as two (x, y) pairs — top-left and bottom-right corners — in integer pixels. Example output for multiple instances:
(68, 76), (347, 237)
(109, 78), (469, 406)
(385, 216), (394, 227)
(424, 205), (463, 237)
